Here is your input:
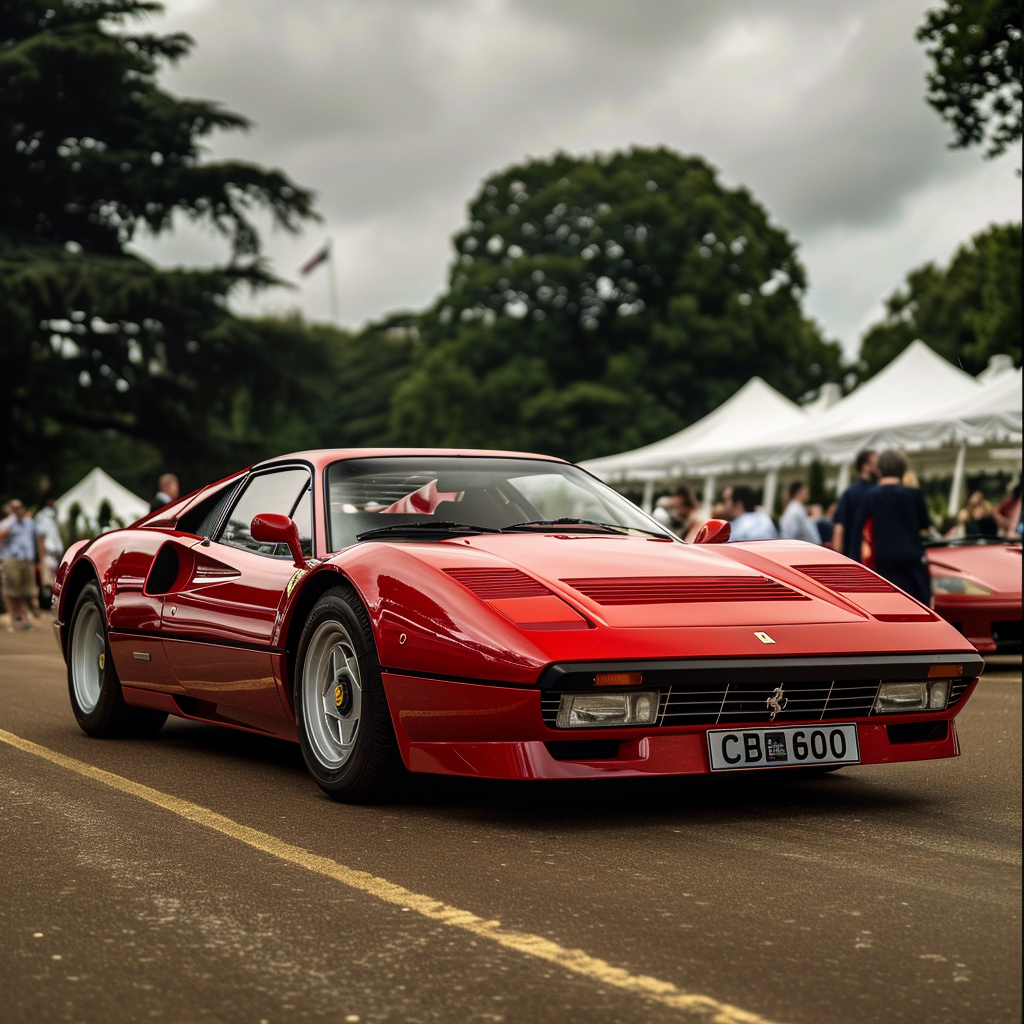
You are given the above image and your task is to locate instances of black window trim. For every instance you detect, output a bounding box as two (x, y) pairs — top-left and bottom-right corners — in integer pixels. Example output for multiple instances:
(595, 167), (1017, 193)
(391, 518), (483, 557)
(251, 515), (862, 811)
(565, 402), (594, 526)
(217, 460), (316, 559)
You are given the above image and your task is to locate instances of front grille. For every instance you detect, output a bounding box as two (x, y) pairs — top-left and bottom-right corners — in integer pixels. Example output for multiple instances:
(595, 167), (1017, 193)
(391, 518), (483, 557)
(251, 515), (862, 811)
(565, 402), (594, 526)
(992, 620), (1022, 648)
(663, 679), (880, 724)
(541, 679), (880, 728)
(947, 679), (970, 707)
(561, 575), (809, 605)
(793, 563), (896, 593)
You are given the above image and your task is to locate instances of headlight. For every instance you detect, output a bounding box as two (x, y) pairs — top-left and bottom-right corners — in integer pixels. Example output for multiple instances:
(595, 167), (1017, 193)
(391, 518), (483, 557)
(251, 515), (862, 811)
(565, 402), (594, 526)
(556, 691), (659, 728)
(873, 680), (951, 713)
(929, 574), (992, 596)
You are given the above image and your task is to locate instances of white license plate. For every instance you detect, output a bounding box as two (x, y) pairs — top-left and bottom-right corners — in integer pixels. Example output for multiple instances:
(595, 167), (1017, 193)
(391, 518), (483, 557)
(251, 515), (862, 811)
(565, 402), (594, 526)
(707, 723), (860, 771)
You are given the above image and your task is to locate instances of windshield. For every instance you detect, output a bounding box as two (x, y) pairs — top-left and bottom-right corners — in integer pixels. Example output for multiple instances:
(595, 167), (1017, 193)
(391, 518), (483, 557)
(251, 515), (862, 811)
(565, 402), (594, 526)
(325, 456), (670, 550)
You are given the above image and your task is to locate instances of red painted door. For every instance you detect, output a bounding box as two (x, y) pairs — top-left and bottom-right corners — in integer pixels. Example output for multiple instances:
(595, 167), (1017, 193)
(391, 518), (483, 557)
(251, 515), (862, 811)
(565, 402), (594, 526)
(160, 467), (314, 725)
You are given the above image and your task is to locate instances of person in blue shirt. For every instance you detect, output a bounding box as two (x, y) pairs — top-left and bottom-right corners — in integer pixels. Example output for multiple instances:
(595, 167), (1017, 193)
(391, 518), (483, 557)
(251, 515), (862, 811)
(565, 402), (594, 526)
(832, 449), (878, 560)
(851, 450), (932, 604)
(724, 485), (778, 541)
(779, 481), (822, 544)
(0, 500), (40, 629)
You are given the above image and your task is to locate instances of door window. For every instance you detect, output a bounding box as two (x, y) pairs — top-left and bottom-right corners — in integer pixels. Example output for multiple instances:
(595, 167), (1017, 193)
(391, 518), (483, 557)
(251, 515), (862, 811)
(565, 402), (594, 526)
(219, 468), (312, 557)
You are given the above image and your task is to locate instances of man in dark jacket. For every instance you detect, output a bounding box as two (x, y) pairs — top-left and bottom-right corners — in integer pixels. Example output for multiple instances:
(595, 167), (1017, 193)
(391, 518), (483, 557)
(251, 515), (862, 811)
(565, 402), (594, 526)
(832, 449), (878, 560)
(150, 473), (179, 512)
(852, 450), (931, 604)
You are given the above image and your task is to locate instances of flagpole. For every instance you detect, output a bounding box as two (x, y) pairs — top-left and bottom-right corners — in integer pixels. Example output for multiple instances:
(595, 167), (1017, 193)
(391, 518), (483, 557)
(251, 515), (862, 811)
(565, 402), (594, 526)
(326, 237), (339, 324)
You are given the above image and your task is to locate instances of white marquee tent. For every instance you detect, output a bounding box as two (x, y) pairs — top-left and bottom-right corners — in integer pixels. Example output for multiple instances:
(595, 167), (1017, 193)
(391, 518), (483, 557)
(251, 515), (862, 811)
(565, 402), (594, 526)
(55, 467), (150, 531)
(583, 342), (1021, 514)
(582, 377), (810, 508)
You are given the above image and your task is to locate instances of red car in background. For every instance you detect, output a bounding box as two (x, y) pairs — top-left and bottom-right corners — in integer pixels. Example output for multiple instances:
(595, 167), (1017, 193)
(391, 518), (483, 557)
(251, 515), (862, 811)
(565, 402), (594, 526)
(926, 538), (1022, 653)
(53, 449), (983, 801)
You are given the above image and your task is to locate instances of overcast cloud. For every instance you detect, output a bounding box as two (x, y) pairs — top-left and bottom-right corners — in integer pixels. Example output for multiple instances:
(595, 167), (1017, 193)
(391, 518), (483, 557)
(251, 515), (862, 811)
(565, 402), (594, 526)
(130, 0), (1022, 357)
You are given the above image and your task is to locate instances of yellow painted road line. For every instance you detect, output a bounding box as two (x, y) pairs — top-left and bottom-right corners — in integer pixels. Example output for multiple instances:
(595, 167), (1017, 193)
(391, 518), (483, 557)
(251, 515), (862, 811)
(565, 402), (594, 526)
(0, 728), (784, 1024)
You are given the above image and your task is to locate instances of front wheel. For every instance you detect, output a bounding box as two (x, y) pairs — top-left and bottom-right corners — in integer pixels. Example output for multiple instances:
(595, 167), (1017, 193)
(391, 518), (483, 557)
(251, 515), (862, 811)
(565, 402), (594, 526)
(294, 586), (403, 801)
(67, 582), (167, 738)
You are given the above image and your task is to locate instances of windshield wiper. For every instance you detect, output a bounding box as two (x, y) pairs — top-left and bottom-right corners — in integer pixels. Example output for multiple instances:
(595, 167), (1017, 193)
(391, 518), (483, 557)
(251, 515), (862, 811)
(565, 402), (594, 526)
(356, 520), (502, 542)
(501, 518), (673, 539)
(501, 518), (627, 534)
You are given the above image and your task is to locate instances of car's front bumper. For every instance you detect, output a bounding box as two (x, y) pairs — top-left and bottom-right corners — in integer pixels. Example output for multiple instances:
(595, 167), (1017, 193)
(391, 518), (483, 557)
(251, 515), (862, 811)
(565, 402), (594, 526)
(932, 594), (1022, 652)
(381, 672), (975, 780)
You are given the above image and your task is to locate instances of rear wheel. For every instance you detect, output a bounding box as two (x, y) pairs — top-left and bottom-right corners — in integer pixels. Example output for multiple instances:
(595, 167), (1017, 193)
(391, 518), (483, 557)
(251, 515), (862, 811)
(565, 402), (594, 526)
(67, 582), (167, 738)
(294, 586), (403, 801)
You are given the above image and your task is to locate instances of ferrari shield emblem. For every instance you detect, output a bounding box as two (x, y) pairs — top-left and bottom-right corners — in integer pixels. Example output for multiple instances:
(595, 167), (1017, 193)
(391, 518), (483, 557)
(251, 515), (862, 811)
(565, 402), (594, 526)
(754, 632), (776, 644)
(285, 568), (308, 596)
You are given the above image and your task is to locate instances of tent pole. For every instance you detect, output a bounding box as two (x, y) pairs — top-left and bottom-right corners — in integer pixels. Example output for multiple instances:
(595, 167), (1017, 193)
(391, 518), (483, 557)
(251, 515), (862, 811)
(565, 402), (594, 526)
(702, 475), (716, 513)
(763, 469), (779, 516)
(641, 479), (655, 515)
(948, 442), (967, 517)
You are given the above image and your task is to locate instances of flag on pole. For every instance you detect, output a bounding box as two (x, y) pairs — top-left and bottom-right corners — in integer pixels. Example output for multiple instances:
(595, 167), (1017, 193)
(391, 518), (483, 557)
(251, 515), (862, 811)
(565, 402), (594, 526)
(299, 241), (331, 275)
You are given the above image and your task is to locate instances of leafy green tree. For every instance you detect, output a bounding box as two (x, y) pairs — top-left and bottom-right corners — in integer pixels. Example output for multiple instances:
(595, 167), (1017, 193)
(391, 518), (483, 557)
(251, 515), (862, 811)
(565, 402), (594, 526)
(390, 148), (843, 461)
(917, 0), (1023, 157)
(859, 222), (1021, 377)
(243, 313), (418, 453)
(0, 0), (316, 496)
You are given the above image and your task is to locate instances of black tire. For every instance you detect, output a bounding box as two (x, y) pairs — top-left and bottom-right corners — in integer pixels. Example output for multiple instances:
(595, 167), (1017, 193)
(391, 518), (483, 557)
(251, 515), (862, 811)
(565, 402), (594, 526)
(67, 582), (167, 738)
(293, 585), (404, 802)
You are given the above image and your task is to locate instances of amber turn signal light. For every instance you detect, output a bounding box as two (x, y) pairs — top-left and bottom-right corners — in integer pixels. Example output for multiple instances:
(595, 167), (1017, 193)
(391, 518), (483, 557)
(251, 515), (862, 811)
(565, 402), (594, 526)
(595, 672), (643, 687)
(928, 664), (962, 678)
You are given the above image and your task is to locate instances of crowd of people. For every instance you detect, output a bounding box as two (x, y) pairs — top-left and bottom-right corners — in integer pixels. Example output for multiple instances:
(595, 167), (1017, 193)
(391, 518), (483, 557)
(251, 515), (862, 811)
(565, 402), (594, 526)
(0, 471), (180, 632)
(0, 497), (63, 631)
(654, 449), (1022, 602)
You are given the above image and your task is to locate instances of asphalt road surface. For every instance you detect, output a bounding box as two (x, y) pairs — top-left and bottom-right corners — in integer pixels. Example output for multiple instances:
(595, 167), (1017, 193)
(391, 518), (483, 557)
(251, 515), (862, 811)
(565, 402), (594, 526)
(1, 625), (1020, 1024)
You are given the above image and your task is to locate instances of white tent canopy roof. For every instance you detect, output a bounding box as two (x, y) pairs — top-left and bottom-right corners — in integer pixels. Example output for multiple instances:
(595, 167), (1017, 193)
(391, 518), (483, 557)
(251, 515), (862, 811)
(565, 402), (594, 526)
(695, 339), (985, 471)
(933, 365), (1022, 445)
(597, 341), (1010, 480)
(582, 377), (807, 481)
(55, 467), (150, 529)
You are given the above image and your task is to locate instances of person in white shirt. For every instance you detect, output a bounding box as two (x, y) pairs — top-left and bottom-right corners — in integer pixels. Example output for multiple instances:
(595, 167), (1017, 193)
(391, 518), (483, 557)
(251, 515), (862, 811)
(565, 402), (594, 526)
(779, 481), (822, 544)
(723, 485), (777, 542)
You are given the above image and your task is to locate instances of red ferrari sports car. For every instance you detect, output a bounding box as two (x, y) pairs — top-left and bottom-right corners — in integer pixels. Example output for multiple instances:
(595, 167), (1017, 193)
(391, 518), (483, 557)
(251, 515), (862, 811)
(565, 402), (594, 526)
(53, 449), (983, 800)
(926, 537), (1022, 653)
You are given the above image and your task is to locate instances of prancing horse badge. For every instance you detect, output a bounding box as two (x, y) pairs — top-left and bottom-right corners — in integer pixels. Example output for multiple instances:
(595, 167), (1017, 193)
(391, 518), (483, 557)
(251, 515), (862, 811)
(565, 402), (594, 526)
(754, 631), (776, 644)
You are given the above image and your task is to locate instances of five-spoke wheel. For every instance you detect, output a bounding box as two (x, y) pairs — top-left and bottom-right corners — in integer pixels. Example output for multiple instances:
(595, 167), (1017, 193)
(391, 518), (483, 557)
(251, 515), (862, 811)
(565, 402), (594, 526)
(301, 620), (363, 770)
(293, 586), (403, 801)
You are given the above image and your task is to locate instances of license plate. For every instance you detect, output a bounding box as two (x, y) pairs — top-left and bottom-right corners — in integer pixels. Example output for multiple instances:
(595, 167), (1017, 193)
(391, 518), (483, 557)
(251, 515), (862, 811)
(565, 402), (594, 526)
(707, 723), (860, 771)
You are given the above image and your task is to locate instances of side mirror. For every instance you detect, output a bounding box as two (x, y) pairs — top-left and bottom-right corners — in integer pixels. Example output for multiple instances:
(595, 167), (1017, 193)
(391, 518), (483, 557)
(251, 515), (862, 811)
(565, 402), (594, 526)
(250, 513), (308, 569)
(693, 518), (731, 544)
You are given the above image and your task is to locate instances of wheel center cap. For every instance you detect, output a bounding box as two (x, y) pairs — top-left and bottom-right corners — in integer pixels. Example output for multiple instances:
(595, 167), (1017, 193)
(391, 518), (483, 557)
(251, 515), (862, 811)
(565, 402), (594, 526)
(98, 653), (105, 671)
(334, 684), (346, 709)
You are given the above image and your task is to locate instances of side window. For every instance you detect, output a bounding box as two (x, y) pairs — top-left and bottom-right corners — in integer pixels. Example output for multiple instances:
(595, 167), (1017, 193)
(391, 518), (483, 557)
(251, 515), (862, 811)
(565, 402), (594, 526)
(177, 479), (241, 539)
(218, 468), (311, 556)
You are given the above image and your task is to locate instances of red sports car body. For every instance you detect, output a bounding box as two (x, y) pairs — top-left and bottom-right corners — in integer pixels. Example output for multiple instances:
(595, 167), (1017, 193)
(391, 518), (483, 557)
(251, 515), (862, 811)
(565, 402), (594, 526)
(54, 449), (983, 799)
(926, 539), (1022, 653)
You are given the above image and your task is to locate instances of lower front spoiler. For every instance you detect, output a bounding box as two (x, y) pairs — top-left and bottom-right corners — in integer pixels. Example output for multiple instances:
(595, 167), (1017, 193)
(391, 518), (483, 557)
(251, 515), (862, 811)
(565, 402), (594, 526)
(382, 672), (965, 780)
(403, 723), (960, 780)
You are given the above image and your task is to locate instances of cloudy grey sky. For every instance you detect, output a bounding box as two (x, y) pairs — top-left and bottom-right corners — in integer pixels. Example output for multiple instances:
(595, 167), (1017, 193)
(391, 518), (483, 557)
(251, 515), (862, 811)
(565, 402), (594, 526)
(132, 0), (1022, 357)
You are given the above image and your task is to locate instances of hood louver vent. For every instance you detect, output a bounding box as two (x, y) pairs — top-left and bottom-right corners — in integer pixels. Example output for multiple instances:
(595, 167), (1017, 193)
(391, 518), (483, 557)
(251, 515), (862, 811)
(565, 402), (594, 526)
(794, 564), (896, 593)
(444, 567), (552, 600)
(562, 576), (809, 605)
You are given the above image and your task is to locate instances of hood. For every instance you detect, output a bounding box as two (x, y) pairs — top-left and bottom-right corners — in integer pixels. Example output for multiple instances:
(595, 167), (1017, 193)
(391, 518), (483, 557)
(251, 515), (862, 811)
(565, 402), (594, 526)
(406, 535), (918, 628)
